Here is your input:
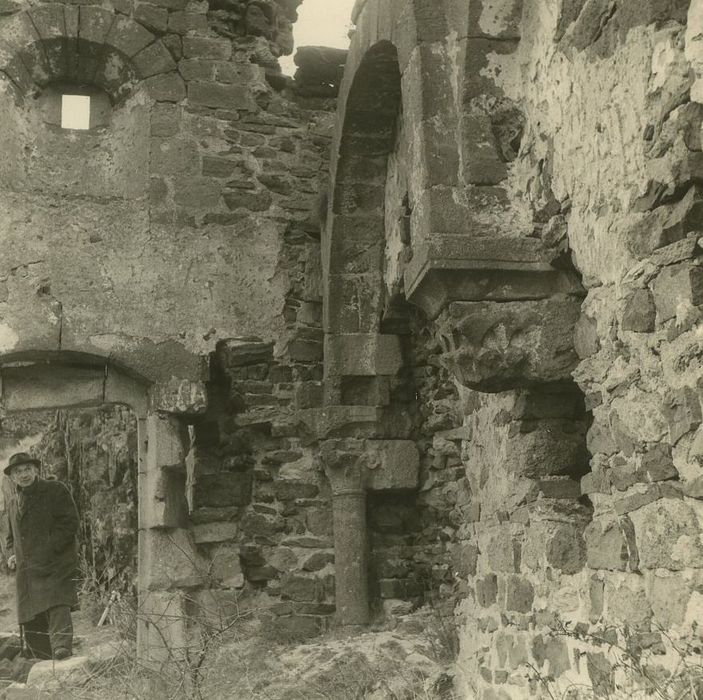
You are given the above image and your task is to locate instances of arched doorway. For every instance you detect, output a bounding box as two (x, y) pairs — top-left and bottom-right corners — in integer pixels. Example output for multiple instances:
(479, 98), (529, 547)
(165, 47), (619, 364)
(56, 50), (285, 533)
(0, 351), (201, 666)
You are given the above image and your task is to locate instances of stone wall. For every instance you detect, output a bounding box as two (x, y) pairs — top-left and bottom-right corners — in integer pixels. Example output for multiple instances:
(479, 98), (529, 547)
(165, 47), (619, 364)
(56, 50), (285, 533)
(330, 0), (703, 698)
(0, 0), (329, 405)
(0, 0), (338, 653)
(452, 2), (703, 697)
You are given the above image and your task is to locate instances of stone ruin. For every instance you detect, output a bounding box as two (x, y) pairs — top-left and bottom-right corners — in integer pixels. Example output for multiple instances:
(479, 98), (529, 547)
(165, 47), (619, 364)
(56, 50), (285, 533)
(0, 0), (701, 696)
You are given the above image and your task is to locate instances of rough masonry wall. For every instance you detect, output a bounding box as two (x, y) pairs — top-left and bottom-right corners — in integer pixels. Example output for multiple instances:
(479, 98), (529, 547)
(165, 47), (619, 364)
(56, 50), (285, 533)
(0, 0), (338, 642)
(453, 1), (703, 697)
(0, 0), (329, 404)
(334, 0), (703, 697)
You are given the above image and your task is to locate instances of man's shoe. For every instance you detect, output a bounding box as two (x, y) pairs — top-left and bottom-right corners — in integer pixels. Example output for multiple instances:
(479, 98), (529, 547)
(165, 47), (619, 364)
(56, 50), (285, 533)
(53, 648), (71, 661)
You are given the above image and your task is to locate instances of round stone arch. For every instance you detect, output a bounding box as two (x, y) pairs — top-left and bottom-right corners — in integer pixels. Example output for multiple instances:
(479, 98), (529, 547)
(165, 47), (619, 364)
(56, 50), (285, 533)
(329, 0), (461, 322)
(0, 5), (175, 104)
(0, 350), (203, 667)
(318, 0), (460, 629)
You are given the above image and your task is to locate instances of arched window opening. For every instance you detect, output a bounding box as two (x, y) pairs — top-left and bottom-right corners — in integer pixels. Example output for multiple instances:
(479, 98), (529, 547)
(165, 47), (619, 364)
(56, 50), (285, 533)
(61, 95), (90, 130)
(38, 84), (111, 131)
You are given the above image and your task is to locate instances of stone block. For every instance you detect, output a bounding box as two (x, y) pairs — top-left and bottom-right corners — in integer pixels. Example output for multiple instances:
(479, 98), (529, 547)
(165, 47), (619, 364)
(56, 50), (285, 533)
(326, 215), (383, 274)
(324, 272), (384, 334)
(363, 439), (419, 491)
(192, 521), (237, 544)
(139, 528), (205, 591)
(223, 188), (272, 212)
(143, 73), (186, 102)
(280, 573), (324, 602)
(545, 523), (586, 574)
(0, 364), (104, 412)
(652, 262), (703, 323)
(300, 406), (382, 440)
(683, 475), (703, 498)
(150, 136), (199, 174)
(462, 114), (507, 185)
(137, 591), (191, 665)
(273, 480), (319, 500)
(78, 6), (113, 45)
(134, 4), (169, 33)
(173, 177), (222, 208)
(183, 36), (231, 59)
(481, 529), (521, 572)
(581, 470), (610, 495)
(629, 499), (703, 570)
(452, 542), (479, 578)
(466, 0), (523, 38)
(613, 483), (682, 516)
(475, 574), (498, 607)
(584, 516), (628, 571)
(638, 445), (678, 482)
(586, 652), (614, 697)
(151, 378), (208, 414)
(194, 472), (253, 508)
(301, 551), (334, 572)
(462, 36), (519, 101)
(134, 40), (176, 78)
(650, 574), (689, 627)
(104, 16), (156, 58)
(665, 388), (702, 444)
(531, 635), (570, 677)
(141, 465), (188, 529)
(209, 545), (244, 588)
(434, 298), (581, 391)
(168, 11), (208, 34)
(324, 333), (403, 377)
(503, 576), (533, 612)
(621, 289), (655, 332)
(589, 576), (604, 621)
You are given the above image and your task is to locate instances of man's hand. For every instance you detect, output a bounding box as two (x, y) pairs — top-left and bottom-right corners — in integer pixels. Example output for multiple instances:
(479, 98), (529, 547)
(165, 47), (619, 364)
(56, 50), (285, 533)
(6, 555), (16, 571)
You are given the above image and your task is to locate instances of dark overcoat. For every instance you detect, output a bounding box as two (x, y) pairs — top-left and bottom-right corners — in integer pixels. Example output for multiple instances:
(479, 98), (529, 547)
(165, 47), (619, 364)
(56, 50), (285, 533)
(4, 478), (80, 624)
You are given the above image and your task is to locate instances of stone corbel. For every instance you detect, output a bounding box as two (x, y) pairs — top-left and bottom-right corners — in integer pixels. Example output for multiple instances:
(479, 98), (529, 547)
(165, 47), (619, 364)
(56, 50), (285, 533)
(435, 297), (582, 392)
(404, 232), (584, 391)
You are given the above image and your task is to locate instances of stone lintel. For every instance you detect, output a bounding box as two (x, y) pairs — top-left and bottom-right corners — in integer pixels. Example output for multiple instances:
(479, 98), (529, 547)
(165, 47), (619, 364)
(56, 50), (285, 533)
(404, 235), (582, 319)
(325, 333), (403, 377)
(0, 363), (105, 412)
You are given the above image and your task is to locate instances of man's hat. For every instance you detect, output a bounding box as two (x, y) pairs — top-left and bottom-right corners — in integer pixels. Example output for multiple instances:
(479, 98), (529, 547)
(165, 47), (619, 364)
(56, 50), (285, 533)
(4, 452), (40, 476)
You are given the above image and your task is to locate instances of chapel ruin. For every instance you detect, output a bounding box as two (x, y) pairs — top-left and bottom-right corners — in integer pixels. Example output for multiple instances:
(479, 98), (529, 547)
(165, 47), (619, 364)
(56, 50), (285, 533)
(0, 0), (702, 697)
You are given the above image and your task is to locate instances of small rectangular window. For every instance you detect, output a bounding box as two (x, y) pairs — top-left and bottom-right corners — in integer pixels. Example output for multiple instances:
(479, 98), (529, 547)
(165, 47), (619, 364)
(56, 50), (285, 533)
(61, 94), (91, 130)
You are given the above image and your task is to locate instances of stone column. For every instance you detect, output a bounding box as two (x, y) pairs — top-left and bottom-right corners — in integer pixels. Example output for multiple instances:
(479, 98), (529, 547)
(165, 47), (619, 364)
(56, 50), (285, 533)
(314, 430), (420, 628)
(320, 438), (370, 627)
(331, 486), (369, 626)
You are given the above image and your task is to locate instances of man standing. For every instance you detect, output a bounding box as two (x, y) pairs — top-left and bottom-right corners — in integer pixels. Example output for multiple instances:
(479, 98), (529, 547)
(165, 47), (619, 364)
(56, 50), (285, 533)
(4, 452), (80, 660)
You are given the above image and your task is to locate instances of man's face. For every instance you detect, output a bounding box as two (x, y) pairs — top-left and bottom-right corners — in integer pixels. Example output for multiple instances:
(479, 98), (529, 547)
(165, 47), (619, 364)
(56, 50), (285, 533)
(9, 463), (38, 488)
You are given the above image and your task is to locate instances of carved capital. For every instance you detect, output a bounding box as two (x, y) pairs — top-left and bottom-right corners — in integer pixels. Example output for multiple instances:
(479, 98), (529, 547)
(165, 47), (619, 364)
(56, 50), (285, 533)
(435, 297), (582, 391)
(319, 438), (420, 494)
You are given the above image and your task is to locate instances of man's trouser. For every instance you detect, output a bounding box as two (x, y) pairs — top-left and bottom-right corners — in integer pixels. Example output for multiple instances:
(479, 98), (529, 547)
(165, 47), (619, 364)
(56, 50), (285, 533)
(22, 605), (73, 659)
